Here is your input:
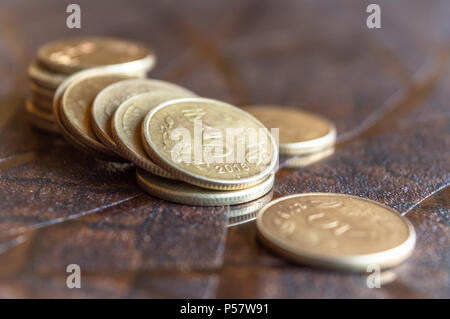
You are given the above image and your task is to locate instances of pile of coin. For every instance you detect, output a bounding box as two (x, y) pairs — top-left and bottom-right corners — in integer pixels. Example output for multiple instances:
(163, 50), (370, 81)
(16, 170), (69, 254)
(26, 37), (278, 207)
(26, 37), (155, 134)
(25, 37), (416, 272)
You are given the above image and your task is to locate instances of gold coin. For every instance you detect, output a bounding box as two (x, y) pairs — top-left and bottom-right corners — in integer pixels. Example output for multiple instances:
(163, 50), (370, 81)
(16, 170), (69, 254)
(136, 168), (274, 206)
(281, 147), (335, 169)
(30, 82), (55, 100)
(141, 97), (278, 190)
(242, 106), (336, 155)
(25, 100), (59, 134)
(112, 91), (194, 179)
(28, 61), (67, 89)
(256, 193), (416, 271)
(53, 68), (143, 159)
(92, 78), (196, 150)
(228, 190), (274, 227)
(37, 37), (155, 75)
(30, 93), (53, 112)
(61, 73), (133, 159)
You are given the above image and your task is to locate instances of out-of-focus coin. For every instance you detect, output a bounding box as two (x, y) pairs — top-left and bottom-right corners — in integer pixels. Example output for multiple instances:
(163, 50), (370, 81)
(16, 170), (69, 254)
(28, 61), (67, 89)
(61, 73), (133, 159)
(281, 147), (335, 169)
(30, 82), (55, 100)
(92, 78), (195, 150)
(136, 168), (274, 206)
(112, 91), (194, 179)
(141, 97), (278, 190)
(242, 106), (336, 155)
(26, 100), (59, 134)
(256, 193), (416, 271)
(37, 37), (155, 75)
(30, 93), (54, 112)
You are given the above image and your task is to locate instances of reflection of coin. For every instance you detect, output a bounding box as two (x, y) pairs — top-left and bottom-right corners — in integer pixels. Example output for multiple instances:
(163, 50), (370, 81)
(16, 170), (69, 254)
(228, 190), (273, 227)
(92, 78), (195, 150)
(141, 97), (278, 190)
(61, 73), (132, 159)
(28, 61), (67, 89)
(257, 193), (416, 271)
(112, 91), (194, 179)
(37, 37), (155, 74)
(136, 169), (274, 206)
(25, 100), (59, 134)
(242, 106), (336, 155)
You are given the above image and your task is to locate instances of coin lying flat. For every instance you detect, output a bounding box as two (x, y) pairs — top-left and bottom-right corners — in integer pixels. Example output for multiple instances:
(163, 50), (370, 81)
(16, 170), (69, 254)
(242, 106), (336, 155)
(141, 97), (278, 190)
(30, 93), (54, 112)
(28, 61), (67, 89)
(92, 78), (196, 150)
(257, 193), (416, 271)
(30, 82), (55, 100)
(228, 190), (274, 227)
(281, 147), (335, 169)
(136, 168), (274, 206)
(112, 91), (194, 179)
(38, 37), (155, 75)
(61, 73), (133, 159)
(26, 100), (59, 134)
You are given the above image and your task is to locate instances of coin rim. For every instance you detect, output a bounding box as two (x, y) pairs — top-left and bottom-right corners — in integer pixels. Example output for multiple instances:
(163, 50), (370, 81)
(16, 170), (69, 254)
(141, 97), (279, 190)
(242, 106), (337, 155)
(91, 78), (197, 151)
(256, 193), (416, 272)
(137, 168), (274, 206)
(53, 67), (139, 160)
(28, 61), (66, 89)
(37, 37), (156, 75)
(26, 100), (59, 134)
(60, 73), (132, 159)
(111, 92), (181, 179)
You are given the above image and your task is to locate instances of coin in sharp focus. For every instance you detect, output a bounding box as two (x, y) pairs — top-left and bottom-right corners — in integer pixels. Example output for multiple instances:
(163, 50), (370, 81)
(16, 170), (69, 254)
(112, 91), (195, 179)
(256, 193), (416, 271)
(28, 61), (67, 89)
(61, 73), (134, 159)
(92, 78), (196, 150)
(37, 37), (155, 75)
(136, 168), (274, 206)
(26, 100), (59, 134)
(242, 105), (336, 155)
(141, 97), (279, 190)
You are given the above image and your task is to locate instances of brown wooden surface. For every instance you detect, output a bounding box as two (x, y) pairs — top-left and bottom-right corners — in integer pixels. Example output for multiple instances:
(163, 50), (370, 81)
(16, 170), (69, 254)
(0, 0), (449, 298)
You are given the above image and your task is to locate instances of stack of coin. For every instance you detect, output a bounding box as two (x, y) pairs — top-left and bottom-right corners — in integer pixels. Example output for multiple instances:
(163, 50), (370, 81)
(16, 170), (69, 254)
(241, 105), (336, 166)
(26, 37), (156, 134)
(47, 64), (278, 206)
